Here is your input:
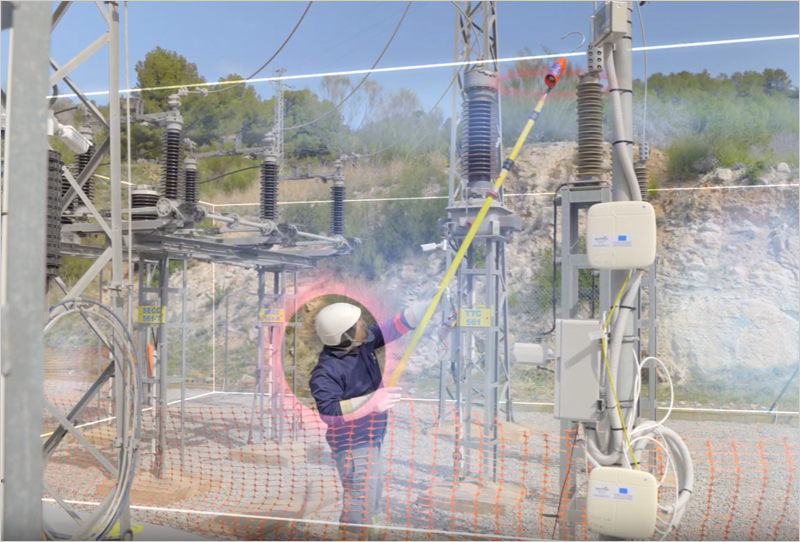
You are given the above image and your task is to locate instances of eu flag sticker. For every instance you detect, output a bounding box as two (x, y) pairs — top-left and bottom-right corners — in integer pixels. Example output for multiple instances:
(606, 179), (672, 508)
(614, 486), (634, 501)
(613, 234), (633, 248)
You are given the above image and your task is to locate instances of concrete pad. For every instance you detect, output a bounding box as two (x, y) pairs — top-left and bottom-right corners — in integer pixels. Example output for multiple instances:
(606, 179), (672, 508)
(302, 473), (342, 516)
(417, 480), (527, 516)
(96, 470), (215, 506)
(229, 440), (307, 467)
(497, 421), (532, 445)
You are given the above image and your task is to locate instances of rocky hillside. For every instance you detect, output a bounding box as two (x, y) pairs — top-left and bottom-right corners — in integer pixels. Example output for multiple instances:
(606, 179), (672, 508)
(167, 143), (799, 407)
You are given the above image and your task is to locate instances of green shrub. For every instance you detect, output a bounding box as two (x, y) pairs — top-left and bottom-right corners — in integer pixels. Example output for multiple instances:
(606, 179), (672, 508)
(665, 136), (718, 180)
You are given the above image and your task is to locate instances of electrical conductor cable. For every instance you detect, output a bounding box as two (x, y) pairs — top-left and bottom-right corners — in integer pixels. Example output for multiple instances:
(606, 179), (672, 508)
(282, 1), (412, 131)
(636, 1), (648, 144)
(207, 2), (313, 94)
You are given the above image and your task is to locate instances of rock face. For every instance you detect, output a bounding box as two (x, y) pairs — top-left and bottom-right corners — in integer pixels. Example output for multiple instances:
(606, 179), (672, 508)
(655, 176), (799, 378)
(166, 143), (798, 388)
(499, 143), (799, 381)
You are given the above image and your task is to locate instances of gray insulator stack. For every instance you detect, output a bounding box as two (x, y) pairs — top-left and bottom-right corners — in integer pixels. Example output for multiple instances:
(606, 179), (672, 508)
(331, 184), (345, 236)
(461, 69), (500, 187)
(131, 185), (160, 221)
(635, 161), (649, 200)
(160, 129), (182, 201)
(259, 159), (279, 221)
(575, 73), (604, 184)
(184, 159), (198, 207)
(47, 150), (63, 281)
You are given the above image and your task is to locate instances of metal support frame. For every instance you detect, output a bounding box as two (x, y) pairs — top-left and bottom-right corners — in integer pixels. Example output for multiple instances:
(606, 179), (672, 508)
(247, 268), (299, 445)
(453, 228), (514, 483)
(0, 3), (52, 539)
(35, 3), (137, 536)
(6, 3), (353, 538)
(137, 255), (188, 477)
(557, 3), (644, 540)
(438, 1), (514, 484)
(556, 185), (612, 540)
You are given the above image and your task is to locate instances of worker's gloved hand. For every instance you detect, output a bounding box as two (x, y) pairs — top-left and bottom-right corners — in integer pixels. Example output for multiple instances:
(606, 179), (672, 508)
(403, 292), (444, 329)
(371, 387), (402, 413)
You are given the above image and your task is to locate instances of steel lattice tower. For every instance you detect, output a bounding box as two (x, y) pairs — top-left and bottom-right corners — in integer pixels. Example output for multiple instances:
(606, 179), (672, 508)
(438, 1), (519, 483)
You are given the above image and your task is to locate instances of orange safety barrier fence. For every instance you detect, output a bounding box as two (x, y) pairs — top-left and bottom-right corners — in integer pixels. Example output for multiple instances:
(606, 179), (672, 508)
(41, 389), (799, 541)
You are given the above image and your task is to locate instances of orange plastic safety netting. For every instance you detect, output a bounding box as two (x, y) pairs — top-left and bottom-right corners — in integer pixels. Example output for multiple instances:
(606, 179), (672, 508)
(42, 389), (798, 541)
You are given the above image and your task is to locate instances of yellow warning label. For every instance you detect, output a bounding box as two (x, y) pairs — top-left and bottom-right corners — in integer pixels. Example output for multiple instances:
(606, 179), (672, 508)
(260, 308), (285, 324)
(459, 305), (492, 328)
(138, 305), (164, 324)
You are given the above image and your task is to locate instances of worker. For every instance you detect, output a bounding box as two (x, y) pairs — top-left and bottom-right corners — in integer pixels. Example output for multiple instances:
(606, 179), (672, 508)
(309, 298), (436, 540)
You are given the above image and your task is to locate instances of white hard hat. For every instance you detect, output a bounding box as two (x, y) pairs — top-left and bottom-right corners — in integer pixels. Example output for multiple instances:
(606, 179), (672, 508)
(315, 303), (362, 346)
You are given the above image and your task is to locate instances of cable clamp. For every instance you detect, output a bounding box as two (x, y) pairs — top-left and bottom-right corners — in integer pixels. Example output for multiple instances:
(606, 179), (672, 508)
(608, 88), (633, 94)
(502, 158), (515, 171)
(612, 140), (635, 146)
(486, 190), (499, 200)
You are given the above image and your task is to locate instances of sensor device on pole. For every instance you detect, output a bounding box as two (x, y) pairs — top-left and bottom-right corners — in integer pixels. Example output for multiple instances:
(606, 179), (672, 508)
(586, 201), (656, 270)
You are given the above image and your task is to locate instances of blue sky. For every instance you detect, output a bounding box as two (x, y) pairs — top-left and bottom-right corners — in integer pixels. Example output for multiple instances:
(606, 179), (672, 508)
(2, 1), (799, 111)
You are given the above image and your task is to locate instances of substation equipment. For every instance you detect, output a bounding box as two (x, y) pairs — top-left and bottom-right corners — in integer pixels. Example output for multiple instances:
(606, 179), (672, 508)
(519, 2), (692, 540)
(429, 2), (693, 540)
(1, 3), (358, 540)
(432, 0), (520, 487)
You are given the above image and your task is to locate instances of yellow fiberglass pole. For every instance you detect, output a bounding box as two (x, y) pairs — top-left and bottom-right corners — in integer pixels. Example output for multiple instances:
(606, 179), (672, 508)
(387, 88), (553, 387)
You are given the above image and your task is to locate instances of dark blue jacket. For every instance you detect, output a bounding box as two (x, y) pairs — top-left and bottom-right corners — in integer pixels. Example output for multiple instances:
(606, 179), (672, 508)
(309, 313), (413, 453)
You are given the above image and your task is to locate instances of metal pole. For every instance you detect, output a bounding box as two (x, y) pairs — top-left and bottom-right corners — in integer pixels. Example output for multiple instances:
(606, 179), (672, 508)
(272, 270), (283, 443)
(156, 257), (170, 478)
(107, 3), (132, 535)
(609, 0), (637, 448)
(0, 4), (51, 539)
(648, 259), (658, 420)
(223, 288), (229, 391)
(558, 190), (579, 542)
(180, 258), (187, 468)
(248, 269), (266, 444)
(440, 1), (462, 427)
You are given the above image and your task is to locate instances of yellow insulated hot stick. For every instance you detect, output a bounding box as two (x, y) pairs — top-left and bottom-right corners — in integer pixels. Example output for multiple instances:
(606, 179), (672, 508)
(387, 87), (553, 387)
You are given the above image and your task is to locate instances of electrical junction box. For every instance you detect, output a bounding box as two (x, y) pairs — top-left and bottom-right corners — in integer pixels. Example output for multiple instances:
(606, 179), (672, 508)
(554, 320), (602, 423)
(587, 466), (658, 540)
(590, 1), (628, 48)
(587, 201), (657, 270)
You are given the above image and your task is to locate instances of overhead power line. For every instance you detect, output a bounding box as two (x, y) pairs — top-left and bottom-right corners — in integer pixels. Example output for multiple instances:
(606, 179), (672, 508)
(197, 165), (263, 186)
(48, 34), (800, 100)
(282, 1), (412, 132)
(207, 2), (313, 95)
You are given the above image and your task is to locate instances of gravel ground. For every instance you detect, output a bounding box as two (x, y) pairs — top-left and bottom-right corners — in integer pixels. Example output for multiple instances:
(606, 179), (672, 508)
(44, 392), (798, 541)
